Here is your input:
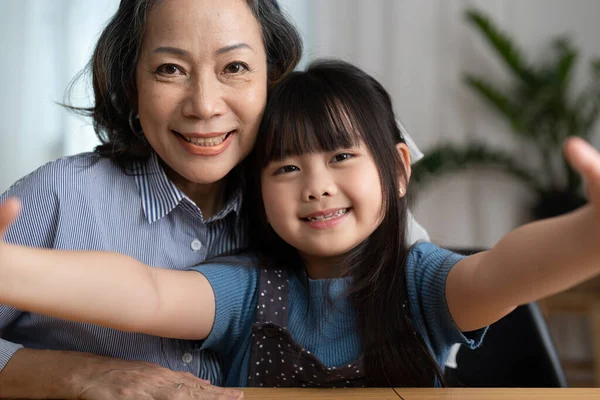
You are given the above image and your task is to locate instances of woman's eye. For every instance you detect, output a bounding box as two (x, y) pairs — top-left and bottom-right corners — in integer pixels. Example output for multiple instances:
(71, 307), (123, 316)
(332, 153), (354, 163)
(274, 165), (299, 175)
(224, 62), (249, 74)
(156, 64), (182, 75)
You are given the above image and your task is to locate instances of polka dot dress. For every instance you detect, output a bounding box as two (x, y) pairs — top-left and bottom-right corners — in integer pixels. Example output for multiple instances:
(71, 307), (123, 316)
(247, 268), (365, 388)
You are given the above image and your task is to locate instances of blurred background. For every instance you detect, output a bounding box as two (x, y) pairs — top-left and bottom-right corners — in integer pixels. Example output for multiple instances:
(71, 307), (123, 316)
(1, 0), (600, 387)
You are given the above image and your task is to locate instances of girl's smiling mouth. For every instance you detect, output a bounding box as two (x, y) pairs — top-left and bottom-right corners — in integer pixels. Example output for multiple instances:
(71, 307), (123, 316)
(301, 208), (351, 229)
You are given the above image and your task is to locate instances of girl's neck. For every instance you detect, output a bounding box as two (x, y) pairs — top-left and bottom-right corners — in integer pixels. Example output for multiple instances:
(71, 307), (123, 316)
(301, 253), (345, 280)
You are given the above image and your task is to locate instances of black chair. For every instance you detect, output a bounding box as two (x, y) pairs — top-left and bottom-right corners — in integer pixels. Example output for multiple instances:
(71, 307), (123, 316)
(444, 248), (568, 387)
(445, 302), (568, 387)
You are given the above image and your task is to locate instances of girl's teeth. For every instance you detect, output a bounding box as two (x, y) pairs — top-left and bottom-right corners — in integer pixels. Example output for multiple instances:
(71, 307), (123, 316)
(183, 132), (230, 146)
(307, 208), (348, 222)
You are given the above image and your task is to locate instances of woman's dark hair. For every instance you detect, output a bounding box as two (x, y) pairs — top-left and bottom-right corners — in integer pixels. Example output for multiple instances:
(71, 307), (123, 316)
(244, 59), (445, 387)
(66, 0), (303, 169)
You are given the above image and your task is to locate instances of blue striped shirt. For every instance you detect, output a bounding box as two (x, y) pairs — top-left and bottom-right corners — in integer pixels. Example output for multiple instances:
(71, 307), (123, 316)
(0, 151), (247, 385)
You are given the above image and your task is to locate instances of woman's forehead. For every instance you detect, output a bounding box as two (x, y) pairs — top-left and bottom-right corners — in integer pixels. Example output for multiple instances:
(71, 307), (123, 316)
(143, 0), (264, 56)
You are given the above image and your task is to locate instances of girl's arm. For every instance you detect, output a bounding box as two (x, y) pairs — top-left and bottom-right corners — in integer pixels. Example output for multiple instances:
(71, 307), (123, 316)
(0, 200), (215, 340)
(447, 137), (600, 332)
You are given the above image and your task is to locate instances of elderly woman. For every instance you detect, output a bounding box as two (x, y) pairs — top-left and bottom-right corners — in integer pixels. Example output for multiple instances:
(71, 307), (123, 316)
(0, 0), (428, 399)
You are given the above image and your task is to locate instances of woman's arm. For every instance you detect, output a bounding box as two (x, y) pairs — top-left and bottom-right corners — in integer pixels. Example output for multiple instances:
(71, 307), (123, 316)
(447, 137), (600, 332)
(0, 198), (215, 340)
(0, 348), (241, 399)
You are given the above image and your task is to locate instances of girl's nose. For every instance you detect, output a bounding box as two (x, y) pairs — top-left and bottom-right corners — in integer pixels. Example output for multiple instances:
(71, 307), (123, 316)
(301, 175), (338, 202)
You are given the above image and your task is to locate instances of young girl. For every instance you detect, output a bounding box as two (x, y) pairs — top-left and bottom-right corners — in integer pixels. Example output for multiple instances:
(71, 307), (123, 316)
(1, 60), (600, 389)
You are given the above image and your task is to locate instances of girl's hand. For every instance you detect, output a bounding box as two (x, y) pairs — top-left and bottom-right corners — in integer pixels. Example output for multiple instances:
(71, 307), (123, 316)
(0, 197), (20, 239)
(564, 137), (600, 210)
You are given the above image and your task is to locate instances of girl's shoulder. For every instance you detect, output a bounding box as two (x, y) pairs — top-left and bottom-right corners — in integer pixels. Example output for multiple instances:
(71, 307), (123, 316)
(191, 253), (262, 283)
(407, 242), (461, 267)
(405, 242), (486, 358)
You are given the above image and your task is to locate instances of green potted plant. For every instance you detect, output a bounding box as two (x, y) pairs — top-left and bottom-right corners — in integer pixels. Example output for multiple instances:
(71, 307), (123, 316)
(411, 8), (600, 220)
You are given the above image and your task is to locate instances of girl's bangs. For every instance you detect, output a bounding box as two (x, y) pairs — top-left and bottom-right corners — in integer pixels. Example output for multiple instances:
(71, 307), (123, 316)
(258, 76), (364, 167)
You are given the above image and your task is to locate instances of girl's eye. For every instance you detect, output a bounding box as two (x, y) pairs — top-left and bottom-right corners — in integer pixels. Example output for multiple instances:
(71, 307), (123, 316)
(274, 165), (299, 175)
(156, 64), (182, 75)
(332, 153), (354, 163)
(224, 62), (249, 74)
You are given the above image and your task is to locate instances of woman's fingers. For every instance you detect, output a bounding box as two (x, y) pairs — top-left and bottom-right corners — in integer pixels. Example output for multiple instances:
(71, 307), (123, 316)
(0, 198), (21, 237)
(76, 357), (243, 400)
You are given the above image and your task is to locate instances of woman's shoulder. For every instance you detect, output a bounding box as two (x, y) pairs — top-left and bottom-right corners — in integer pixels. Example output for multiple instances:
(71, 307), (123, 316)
(3, 152), (124, 197)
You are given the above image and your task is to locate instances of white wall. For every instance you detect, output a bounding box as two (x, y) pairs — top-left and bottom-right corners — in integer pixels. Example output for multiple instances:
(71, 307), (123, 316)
(298, 0), (600, 248)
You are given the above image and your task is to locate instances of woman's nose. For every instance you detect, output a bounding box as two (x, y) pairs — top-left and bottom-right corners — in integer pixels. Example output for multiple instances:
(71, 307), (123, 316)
(182, 73), (227, 119)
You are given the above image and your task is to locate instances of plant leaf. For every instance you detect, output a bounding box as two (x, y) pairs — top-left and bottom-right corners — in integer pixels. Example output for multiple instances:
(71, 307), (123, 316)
(551, 37), (578, 88)
(465, 9), (537, 85)
(464, 75), (530, 137)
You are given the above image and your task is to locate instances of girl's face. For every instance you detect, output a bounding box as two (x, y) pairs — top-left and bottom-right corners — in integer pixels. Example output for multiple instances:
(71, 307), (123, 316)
(136, 0), (268, 187)
(261, 142), (385, 273)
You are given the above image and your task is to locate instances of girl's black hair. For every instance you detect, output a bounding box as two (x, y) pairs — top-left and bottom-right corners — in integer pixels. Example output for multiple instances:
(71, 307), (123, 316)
(65, 0), (303, 169)
(244, 59), (445, 387)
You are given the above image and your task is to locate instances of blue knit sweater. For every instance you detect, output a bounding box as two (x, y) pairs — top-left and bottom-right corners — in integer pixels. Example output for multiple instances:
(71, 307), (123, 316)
(194, 242), (486, 387)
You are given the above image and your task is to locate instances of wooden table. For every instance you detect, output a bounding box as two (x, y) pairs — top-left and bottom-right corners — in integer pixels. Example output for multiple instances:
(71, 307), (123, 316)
(241, 388), (600, 399)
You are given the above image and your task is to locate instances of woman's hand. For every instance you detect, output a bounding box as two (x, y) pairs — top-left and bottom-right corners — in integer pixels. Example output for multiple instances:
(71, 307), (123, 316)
(0, 349), (242, 400)
(75, 356), (243, 400)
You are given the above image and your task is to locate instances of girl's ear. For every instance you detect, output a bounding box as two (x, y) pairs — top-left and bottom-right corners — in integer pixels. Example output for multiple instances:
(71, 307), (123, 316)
(396, 143), (412, 192)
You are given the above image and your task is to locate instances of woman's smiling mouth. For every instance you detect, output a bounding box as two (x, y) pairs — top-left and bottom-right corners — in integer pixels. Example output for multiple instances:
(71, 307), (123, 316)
(175, 130), (236, 147)
(174, 130), (236, 156)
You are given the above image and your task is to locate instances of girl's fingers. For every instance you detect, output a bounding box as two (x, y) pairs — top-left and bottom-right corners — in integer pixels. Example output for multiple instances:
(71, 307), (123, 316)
(564, 137), (600, 188)
(0, 198), (21, 237)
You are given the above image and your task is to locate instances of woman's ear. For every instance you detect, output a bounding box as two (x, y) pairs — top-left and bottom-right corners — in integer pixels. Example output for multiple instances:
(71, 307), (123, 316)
(396, 143), (411, 193)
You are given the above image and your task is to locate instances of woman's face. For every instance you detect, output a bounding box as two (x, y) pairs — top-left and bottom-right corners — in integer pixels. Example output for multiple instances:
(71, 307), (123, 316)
(136, 0), (268, 187)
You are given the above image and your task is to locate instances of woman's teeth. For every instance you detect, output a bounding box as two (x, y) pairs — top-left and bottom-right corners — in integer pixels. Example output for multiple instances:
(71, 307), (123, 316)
(181, 131), (232, 146)
(306, 208), (348, 222)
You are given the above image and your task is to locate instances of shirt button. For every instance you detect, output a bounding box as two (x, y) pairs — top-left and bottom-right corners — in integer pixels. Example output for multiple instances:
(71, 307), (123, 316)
(191, 239), (202, 251)
(182, 352), (193, 364)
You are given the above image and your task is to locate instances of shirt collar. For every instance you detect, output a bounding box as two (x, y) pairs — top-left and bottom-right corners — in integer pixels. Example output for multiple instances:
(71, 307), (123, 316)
(133, 152), (243, 224)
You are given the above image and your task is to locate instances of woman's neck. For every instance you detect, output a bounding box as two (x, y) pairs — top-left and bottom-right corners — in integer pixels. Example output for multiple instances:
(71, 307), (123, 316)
(163, 166), (226, 220)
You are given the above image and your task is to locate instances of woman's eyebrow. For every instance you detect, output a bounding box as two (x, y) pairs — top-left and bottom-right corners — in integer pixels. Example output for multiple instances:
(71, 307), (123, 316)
(152, 46), (190, 57)
(152, 43), (254, 57)
(215, 43), (254, 55)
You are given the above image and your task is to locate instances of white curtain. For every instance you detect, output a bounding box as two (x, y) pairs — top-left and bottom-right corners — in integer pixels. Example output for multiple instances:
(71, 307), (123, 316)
(0, 0), (119, 192)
